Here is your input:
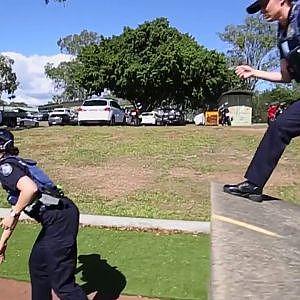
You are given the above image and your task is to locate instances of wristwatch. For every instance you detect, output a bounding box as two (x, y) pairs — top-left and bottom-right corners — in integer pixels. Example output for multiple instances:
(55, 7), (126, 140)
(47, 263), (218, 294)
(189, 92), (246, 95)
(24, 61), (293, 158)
(10, 209), (20, 218)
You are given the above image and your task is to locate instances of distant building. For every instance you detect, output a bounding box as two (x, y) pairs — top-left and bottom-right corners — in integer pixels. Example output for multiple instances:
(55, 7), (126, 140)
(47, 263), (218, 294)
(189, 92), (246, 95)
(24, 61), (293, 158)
(2, 106), (38, 113)
(218, 90), (253, 126)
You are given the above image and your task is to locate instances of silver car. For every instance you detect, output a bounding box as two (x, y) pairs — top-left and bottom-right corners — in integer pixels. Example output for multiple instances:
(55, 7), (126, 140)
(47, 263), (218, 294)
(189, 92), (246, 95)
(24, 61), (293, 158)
(17, 117), (39, 128)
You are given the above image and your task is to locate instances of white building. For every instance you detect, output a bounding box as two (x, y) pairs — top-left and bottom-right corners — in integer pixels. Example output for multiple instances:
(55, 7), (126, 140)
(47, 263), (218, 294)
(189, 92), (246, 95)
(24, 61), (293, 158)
(218, 90), (253, 126)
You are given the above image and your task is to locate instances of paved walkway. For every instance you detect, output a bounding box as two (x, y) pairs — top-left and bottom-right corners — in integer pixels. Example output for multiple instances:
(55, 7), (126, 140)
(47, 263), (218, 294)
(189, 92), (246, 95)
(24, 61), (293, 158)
(211, 182), (300, 300)
(0, 208), (210, 233)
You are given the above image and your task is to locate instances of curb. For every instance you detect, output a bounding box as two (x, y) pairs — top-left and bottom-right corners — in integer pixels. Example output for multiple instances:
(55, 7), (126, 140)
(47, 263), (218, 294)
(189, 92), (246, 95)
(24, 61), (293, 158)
(0, 208), (210, 234)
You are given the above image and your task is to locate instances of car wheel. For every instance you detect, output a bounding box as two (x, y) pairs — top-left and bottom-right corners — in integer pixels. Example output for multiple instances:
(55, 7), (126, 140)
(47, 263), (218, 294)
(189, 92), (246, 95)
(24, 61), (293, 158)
(110, 115), (115, 126)
(35, 123), (39, 127)
(20, 121), (24, 127)
(122, 116), (126, 125)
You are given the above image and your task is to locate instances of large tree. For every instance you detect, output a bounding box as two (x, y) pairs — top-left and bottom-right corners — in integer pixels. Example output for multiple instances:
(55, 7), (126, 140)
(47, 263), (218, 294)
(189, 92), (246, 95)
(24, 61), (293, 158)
(57, 30), (103, 56)
(75, 18), (238, 110)
(0, 55), (18, 99)
(219, 15), (277, 90)
(45, 60), (88, 102)
(45, 30), (102, 102)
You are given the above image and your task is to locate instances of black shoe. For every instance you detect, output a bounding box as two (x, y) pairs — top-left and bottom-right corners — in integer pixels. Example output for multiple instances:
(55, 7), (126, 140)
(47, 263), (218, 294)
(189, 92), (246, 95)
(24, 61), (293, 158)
(223, 181), (263, 202)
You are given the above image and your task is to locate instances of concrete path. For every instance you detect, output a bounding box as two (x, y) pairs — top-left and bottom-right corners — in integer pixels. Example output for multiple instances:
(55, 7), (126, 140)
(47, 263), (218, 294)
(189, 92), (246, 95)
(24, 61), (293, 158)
(0, 208), (210, 233)
(210, 182), (300, 300)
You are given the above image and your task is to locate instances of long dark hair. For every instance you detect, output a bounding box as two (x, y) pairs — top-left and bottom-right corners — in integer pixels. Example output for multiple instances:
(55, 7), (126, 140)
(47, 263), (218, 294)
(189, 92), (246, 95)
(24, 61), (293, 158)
(5, 146), (19, 156)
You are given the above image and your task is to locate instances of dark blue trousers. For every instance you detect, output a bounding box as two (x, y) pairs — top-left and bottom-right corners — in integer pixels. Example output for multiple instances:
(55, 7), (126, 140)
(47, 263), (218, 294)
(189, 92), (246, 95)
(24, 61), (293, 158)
(245, 99), (300, 188)
(29, 198), (87, 300)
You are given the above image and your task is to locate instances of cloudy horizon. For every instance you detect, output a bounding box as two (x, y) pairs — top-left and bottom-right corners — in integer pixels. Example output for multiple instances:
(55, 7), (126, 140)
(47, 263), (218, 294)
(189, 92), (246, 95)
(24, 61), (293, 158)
(1, 52), (73, 107)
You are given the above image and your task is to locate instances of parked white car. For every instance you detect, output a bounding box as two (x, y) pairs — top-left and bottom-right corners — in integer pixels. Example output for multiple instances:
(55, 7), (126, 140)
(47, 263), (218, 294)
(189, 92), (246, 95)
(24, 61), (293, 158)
(194, 113), (205, 126)
(141, 111), (163, 125)
(17, 117), (39, 128)
(78, 98), (126, 125)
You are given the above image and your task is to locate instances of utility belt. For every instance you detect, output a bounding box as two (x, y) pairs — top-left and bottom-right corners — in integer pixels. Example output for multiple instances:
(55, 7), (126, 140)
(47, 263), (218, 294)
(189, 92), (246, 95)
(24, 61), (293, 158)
(24, 193), (63, 219)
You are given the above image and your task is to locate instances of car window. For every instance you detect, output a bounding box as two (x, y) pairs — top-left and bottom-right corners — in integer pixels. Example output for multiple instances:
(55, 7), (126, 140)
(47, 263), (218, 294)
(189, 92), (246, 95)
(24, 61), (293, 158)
(50, 114), (66, 118)
(82, 100), (107, 106)
(54, 109), (68, 112)
(110, 101), (121, 109)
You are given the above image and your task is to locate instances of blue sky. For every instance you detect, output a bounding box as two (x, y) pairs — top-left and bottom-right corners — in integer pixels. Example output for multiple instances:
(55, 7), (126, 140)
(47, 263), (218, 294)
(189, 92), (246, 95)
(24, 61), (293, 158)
(1, 0), (252, 55)
(0, 0), (255, 105)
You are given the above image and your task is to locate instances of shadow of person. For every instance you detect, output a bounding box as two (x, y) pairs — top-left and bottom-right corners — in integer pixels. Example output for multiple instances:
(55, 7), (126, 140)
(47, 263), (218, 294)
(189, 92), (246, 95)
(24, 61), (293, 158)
(75, 254), (127, 300)
(262, 194), (282, 202)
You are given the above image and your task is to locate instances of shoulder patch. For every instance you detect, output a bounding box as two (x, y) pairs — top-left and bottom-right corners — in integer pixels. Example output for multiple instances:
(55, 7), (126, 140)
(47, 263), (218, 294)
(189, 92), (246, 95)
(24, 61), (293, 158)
(0, 163), (13, 176)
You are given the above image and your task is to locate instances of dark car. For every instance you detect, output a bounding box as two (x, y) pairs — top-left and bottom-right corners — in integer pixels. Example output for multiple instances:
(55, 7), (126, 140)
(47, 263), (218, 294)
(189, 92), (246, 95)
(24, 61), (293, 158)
(48, 113), (71, 126)
(161, 107), (185, 125)
(34, 111), (49, 121)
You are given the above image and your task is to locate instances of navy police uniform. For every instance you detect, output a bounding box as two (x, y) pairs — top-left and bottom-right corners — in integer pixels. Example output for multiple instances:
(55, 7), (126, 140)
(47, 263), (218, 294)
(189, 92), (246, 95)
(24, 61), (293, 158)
(245, 2), (300, 188)
(0, 156), (87, 300)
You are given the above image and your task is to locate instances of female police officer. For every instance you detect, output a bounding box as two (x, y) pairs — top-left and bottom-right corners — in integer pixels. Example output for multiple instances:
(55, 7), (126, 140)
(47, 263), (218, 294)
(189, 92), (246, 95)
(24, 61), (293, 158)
(0, 129), (87, 300)
(224, 0), (300, 201)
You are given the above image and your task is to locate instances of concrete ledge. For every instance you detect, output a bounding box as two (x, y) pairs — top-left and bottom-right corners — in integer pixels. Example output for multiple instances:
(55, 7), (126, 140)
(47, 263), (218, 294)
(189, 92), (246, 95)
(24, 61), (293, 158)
(0, 208), (210, 234)
(210, 182), (300, 300)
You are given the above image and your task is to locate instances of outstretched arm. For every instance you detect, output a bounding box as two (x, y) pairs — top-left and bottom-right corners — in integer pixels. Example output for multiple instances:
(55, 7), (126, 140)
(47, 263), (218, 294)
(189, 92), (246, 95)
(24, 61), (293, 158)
(235, 59), (292, 83)
(0, 176), (38, 264)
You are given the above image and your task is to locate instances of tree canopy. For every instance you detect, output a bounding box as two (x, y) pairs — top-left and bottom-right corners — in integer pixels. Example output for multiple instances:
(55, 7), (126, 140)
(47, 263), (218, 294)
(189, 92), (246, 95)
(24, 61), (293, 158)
(219, 15), (277, 90)
(46, 18), (238, 110)
(57, 30), (103, 55)
(0, 55), (18, 99)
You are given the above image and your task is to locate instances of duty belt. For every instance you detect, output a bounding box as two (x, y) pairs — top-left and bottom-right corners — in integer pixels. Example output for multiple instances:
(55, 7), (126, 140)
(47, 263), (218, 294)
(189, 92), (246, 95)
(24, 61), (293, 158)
(24, 193), (61, 214)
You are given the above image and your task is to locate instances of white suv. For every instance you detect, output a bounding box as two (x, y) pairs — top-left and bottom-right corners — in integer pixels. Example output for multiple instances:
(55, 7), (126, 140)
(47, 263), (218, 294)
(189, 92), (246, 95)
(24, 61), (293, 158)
(78, 98), (126, 125)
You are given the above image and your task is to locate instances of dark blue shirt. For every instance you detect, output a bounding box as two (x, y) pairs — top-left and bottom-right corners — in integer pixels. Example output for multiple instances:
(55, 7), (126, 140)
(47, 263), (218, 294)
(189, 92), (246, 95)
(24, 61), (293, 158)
(278, 3), (300, 59)
(0, 157), (27, 196)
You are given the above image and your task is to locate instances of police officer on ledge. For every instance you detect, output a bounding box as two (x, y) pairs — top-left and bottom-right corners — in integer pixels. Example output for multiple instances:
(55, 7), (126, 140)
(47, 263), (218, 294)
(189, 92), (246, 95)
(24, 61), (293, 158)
(0, 129), (87, 300)
(224, 0), (300, 202)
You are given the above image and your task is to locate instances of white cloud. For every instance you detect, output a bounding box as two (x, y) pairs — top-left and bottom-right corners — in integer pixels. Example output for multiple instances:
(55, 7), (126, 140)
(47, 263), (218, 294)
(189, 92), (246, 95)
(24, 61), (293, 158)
(1, 52), (73, 106)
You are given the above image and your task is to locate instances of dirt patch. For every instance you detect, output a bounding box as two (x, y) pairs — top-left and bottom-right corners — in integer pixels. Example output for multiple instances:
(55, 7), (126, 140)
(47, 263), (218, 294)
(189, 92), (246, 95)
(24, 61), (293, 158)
(169, 167), (199, 178)
(168, 164), (297, 190)
(56, 159), (156, 198)
(0, 278), (157, 300)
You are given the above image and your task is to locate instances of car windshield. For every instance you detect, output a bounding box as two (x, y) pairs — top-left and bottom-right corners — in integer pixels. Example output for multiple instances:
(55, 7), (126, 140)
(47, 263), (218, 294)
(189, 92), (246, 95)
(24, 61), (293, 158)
(50, 114), (65, 118)
(82, 100), (107, 106)
(54, 109), (68, 112)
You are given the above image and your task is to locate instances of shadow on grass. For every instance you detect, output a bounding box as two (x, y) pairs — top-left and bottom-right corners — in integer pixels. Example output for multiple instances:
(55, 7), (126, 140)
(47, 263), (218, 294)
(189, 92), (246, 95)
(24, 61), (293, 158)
(76, 254), (127, 300)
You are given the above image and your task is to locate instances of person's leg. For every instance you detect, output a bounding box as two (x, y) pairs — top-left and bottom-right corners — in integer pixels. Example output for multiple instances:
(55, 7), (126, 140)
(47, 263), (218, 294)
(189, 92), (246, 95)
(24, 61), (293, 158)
(29, 231), (52, 300)
(48, 243), (87, 300)
(246, 100), (300, 187)
(224, 100), (300, 199)
(42, 198), (87, 300)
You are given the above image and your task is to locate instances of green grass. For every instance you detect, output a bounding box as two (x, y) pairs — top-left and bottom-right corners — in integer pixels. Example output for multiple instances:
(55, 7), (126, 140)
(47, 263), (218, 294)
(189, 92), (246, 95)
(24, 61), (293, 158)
(2, 125), (300, 220)
(4, 126), (220, 220)
(0, 223), (210, 300)
(275, 185), (300, 205)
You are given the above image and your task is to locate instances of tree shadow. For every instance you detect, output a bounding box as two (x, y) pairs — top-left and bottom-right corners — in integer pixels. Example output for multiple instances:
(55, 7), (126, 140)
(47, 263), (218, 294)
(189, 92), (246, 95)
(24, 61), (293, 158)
(75, 254), (127, 300)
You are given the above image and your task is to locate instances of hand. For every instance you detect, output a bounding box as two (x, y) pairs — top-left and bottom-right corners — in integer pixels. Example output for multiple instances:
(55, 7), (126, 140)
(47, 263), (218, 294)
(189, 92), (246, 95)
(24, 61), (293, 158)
(0, 242), (7, 264)
(0, 216), (17, 231)
(235, 65), (256, 79)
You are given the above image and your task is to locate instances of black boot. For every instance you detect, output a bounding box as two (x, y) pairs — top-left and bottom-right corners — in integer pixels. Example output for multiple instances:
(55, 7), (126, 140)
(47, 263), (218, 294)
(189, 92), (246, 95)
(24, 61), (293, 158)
(223, 181), (263, 202)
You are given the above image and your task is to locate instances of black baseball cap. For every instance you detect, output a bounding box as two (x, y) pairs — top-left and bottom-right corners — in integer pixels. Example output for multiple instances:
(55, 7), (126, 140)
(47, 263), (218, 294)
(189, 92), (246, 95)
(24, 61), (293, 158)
(247, 1), (262, 14)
